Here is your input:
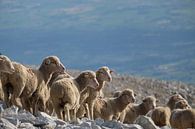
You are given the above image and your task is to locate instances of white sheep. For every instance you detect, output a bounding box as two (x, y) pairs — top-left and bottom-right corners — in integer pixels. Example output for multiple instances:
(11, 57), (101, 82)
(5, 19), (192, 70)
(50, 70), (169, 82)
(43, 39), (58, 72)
(93, 89), (136, 121)
(50, 70), (99, 122)
(77, 66), (112, 120)
(120, 96), (157, 124)
(7, 56), (65, 115)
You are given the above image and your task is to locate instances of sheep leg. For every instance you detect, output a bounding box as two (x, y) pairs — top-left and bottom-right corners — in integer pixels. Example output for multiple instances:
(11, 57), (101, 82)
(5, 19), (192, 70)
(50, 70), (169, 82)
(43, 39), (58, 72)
(119, 111), (126, 123)
(88, 101), (95, 120)
(54, 105), (63, 120)
(64, 107), (70, 122)
(11, 84), (25, 108)
(84, 103), (90, 119)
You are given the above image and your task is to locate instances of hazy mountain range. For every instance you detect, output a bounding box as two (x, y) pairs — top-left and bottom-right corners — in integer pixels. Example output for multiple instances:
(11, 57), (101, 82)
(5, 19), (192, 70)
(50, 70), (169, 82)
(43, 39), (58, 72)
(0, 0), (195, 84)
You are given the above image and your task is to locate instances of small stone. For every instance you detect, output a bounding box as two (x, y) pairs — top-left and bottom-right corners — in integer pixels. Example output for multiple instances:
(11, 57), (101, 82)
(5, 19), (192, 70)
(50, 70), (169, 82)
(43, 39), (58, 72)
(34, 112), (56, 128)
(80, 121), (91, 128)
(2, 117), (20, 127)
(94, 118), (104, 126)
(122, 124), (143, 129)
(135, 116), (160, 129)
(0, 117), (17, 129)
(161, 126), (172, 129)
(101, 120), (124, 129)
(18, 122), (37, 129)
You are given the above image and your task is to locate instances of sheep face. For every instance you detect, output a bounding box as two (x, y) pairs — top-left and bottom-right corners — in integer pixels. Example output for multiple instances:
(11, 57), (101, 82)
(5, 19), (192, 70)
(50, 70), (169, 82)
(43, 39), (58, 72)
(97, 66), (112, 82)
(0, 55), (15, 74)
(174, 100), (191, 109)
(167, 94), (184, 110)
(41, 56), (65, 73)
(81, 71), (99, 89)
(142, 96), (157, 111)
(119, 89), (135, 104)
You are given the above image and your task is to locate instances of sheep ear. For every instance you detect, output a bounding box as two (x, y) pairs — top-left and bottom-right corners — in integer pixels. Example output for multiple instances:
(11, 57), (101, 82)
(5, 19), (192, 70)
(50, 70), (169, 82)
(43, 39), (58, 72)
(110, 70), (113, 73)
(156, 99), (159, 103)
(45, 59), (51, 65)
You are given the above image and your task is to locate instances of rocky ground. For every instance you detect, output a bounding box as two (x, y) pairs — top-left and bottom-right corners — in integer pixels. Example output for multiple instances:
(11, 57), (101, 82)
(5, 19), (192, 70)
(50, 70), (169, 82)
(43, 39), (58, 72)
(0, 103), (170, 129)
(0, 69), (194, 129)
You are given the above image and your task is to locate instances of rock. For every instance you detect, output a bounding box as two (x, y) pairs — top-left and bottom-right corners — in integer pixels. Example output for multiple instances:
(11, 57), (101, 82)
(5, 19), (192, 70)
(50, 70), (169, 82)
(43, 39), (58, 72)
(80, 121), (91, 128)
(134, 116), (160, 129)
(160, 126), (172, 129)
(18, 122), (37, 129)
(0, 117), (17, 129)
(35, 111), (56, 128)
(91, 122), (101, 129)
(1, 106), (18, 117)
(54, 118), (67, 125)
(101, 120), (124, 129)
(122, 124), (143, 129)
(94, 118), (104, 126)
(0, 100), (7, 113)
(2, 116), (20, 127)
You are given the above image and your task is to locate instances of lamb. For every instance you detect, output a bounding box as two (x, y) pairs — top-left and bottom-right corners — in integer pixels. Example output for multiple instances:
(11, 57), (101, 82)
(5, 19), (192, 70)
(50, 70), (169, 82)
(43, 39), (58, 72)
(77, 66), (112, 120)
(50, 70), (99, 122)
(170, 108), (195, 129)
(6, 56), (65, 115)
(0, 55), (15, 101)
(120, 96), (157, 124)
(149, 94), (188, 127)
(93, 89), (136, 121)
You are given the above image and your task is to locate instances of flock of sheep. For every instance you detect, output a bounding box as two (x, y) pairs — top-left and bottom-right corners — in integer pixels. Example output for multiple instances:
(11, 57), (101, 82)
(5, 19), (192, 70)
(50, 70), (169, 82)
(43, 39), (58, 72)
(0, 55), (194, 129)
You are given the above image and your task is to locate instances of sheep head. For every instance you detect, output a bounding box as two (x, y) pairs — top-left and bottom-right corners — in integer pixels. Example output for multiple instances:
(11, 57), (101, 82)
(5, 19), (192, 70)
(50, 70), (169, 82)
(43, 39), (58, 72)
(167, 94), (184, 110)
(96, 66), (112, 82)
(174, 100), (191, 109)
(78, 70), (99, 89)
(0, 55), (15, 74)
(118, 89), (136, 105)
(142, 96), (158, 111)
(39, 56), (65, 74)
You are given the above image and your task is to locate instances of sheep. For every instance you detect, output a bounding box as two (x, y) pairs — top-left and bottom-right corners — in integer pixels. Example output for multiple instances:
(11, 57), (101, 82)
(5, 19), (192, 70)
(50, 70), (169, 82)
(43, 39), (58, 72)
(46, 70), (72, 115)
(0, 55), (15, 101)
(93, 89), (136, 121)
(77, 66), (112, 120)
(120, 96), (157, 124)
(149, 94), (188, 127)
(170, 108), (195, 129)
(6, 56), (65, 115)
(50, 70), (99, 122)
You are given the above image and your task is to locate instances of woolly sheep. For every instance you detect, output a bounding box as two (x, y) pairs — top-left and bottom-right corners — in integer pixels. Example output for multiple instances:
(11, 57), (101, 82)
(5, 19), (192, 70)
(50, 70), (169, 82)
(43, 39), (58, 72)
(50, 70), (99, 122)
(7, 56), (65, 115)
(120, 96), (157, 124)
(77, 66), (112, 120)
(150, 94), (188, 127)
(170, 108), (195, 129)
(93, 89), (136, 121)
